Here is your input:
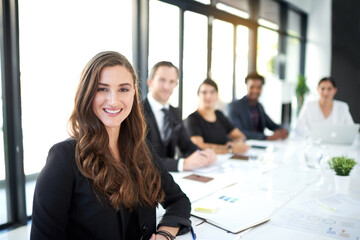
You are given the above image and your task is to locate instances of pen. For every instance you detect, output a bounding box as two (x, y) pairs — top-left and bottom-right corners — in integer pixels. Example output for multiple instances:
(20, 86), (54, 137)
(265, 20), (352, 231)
(197, 149), (206, 157)
(316, 199), (336, 211)
(221, 182), (237, 190)
(236, 228), (252, 239)
(190, 226), (197, 240)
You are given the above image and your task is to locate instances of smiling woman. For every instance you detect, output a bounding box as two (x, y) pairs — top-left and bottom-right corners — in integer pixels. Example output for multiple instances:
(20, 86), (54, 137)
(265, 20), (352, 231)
(92, 65), (136, 135)
(30, 51), (191, 240)
(296, 77), (354, 136)
(184, 78), (249, 154)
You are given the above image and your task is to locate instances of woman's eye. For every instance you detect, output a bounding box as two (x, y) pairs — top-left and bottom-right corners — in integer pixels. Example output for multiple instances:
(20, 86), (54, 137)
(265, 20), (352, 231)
(119, 88), (130, 92)
(97, 88), (108, 92)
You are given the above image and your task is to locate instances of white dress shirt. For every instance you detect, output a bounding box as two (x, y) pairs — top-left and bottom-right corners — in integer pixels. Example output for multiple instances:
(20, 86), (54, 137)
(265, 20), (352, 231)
(147, 93), (184, 171)
(296, 100), (354, 136)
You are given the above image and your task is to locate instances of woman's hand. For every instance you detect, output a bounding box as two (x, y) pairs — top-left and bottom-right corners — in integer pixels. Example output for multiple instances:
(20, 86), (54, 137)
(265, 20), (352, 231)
(149, 233), (168, 240)
(233, 141), (250, 154)
(149, 226), (177, 240)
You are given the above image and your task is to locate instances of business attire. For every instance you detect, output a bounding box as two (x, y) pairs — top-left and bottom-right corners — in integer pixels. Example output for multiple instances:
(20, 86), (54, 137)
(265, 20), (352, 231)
(185, 110), (235, 144)
(31, 139), (191, 240)
(142, 95), (198, 172)
(296, 100), (354, 135)
(227, 96), (281, 140)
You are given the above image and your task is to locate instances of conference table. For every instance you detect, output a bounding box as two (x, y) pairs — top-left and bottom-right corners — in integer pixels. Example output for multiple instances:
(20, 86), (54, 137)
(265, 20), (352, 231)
(158, 134), (360, 240)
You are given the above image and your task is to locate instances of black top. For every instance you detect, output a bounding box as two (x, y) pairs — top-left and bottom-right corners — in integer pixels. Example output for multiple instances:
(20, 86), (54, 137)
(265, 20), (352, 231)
(31, 138), (191, 240)
(142, 98), (198, 172)
(184, 110), (235, 145)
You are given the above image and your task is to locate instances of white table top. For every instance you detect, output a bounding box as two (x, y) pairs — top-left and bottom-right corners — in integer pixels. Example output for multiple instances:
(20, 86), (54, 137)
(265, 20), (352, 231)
(161, 135), (360, 240)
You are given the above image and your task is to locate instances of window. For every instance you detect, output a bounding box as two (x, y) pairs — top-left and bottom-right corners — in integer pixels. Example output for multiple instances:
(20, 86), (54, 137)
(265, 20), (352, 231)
(18, 0), (132, 216)
(216, 0), (250, 19)
(0, 48), (8, 225)
(257, 27), (279, 78)
(257, 27), (282, 124)
(234, 25), (249, 99)
(287, 10), (301, 37)
(286, 36), (301, 127)
(258, 0), (280, 30)
(193, 0), (210, 4)
(286, 37), (301, 84)
(149, 0), (180, 107)
(211, 19), (234, 110)
(182, 12), (208, 119)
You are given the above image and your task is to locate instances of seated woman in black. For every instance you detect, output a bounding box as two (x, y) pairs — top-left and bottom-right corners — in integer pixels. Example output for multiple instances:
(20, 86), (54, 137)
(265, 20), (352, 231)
(185, 78), (249, 154)
(31, 51), (191, 240)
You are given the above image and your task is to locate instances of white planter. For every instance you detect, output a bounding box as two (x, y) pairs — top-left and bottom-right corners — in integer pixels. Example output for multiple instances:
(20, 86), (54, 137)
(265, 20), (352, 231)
(334, 175), (350, 194)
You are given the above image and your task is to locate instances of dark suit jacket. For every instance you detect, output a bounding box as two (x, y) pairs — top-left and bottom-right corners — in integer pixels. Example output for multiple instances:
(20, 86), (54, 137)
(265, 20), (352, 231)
(227, 96), (281, 140)
(142, 98), (198, 172)
(31, 139), (191, 240)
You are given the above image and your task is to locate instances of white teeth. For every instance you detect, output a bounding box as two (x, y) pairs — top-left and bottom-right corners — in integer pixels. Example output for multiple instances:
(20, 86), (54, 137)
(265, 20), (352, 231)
(104, 109), (121, 114)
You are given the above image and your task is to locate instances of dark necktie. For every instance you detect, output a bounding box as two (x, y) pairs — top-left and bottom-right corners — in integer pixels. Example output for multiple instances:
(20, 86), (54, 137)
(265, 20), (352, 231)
(161, 108), (172, 143)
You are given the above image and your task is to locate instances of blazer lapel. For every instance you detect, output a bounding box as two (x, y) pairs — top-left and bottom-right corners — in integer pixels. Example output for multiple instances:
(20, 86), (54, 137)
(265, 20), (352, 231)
(143, 98), (163, 144)
(168, 107), (182, 136)
(242, 98), (254, 131)
(257, 103), (267, 131)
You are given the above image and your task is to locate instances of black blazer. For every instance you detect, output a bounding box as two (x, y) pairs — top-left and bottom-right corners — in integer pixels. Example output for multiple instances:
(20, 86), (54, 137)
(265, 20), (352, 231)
(142, 98), (198, 172)
(31, 139), (191, 240)
(227, 96), (281, 140)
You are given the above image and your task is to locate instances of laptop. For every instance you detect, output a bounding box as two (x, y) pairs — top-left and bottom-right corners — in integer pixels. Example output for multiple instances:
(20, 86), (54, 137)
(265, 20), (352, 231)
(310, 124), (359, 145)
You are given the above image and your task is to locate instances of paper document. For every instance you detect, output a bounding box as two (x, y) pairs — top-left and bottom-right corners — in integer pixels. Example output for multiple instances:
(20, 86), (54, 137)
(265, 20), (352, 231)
(171, 172), (238, 203)
(193, 154), (231, 173)
(191, 185), (275, 233)
(301, 194), (360, 216)
(272, 207), (360, 240)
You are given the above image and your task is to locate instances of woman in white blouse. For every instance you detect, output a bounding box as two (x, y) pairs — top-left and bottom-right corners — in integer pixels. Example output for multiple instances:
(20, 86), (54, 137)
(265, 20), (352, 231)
(296, 77), (354, 136)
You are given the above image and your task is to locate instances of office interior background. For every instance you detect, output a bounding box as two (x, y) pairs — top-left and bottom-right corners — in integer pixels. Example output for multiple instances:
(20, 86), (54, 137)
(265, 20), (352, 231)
(0, 0), (359, 232)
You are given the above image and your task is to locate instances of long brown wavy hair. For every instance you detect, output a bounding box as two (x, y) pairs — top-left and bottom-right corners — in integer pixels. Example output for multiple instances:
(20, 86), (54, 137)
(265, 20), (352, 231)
(68, 51), (164, 210)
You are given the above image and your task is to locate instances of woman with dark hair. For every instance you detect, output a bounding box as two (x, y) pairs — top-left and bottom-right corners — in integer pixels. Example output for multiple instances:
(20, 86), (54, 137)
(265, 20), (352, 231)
(296, 77), (354, 135)
(184, 78), (249, 154)
(31, 51), (191, 240)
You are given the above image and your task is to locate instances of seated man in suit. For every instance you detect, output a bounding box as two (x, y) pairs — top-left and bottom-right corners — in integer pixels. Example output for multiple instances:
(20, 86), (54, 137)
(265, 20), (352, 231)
(142, 61), (216, 171)
(227, 72), (288, 140)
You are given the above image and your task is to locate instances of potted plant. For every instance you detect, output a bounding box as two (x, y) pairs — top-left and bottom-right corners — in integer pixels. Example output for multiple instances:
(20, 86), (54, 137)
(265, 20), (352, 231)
(295, 75), (310, 115)
(328, 155), (357, 193)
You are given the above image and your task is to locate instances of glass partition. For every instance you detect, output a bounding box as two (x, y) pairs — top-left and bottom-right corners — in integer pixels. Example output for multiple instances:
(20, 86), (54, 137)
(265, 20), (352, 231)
(234, 25), (249, 100)
(149, 0), (180, 107)
(257, 26), (281, 124)
(287, 10), (301, 37)
(182, 11), (208, 119)
(0, 47), (8, 225)
(211, 19), (234, 111)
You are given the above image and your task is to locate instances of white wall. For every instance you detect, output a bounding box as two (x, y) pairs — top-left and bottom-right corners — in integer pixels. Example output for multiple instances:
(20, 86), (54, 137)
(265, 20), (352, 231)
(286, 0), (332, 101)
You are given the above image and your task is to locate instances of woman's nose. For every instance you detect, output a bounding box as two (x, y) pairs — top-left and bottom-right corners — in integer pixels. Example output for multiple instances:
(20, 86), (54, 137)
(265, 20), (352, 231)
(107, 91), (118, 104)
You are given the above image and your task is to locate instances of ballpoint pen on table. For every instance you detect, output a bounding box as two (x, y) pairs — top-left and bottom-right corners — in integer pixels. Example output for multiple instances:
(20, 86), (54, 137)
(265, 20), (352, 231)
(236, 228), (252, 239)
(190, 226), (197, 240)
(316, 199), (337, 211)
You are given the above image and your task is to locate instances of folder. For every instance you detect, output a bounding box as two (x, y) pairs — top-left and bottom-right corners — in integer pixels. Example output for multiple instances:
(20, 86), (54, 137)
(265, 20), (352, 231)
(190, 185), (275, 233)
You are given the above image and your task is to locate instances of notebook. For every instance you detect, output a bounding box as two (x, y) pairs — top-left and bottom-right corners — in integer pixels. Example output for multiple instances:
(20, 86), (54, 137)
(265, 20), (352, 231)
(191, 186), (274, 233)
(310, 124), (359, 145)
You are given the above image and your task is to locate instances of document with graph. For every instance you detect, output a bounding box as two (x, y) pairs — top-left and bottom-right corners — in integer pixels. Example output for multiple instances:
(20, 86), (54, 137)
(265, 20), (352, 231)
(190, 185), (277, 233)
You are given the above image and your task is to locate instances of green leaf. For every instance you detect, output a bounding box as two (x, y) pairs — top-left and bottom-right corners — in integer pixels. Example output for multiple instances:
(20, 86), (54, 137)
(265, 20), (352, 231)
(328, 155), (357, 176)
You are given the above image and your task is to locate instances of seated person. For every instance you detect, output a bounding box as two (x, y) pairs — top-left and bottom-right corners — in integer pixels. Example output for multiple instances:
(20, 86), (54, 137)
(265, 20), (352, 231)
(184, 78), (250, 154)
(296, 77), (354, 136)
(142, 61), (216, 172)
(227, 72), (288, 140)
(31, 51), (191, 240)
